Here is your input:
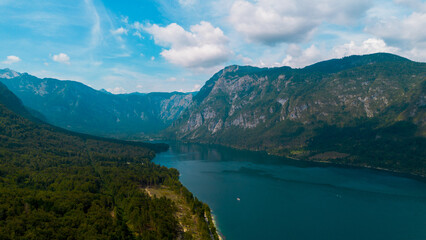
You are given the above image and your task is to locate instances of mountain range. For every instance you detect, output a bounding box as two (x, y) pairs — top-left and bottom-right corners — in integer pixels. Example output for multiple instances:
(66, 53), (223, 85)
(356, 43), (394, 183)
(1, 53), (425, 175)
(169, 53), (425, 175)
(0, 68), (193, 138)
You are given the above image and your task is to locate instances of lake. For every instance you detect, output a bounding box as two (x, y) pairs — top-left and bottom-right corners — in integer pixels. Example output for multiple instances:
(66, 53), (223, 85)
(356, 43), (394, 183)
(153, 142), (426, 240)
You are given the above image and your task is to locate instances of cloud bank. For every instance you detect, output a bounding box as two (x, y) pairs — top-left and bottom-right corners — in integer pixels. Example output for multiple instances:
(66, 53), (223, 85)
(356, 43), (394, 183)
(144, 21), (231, 70)
(229, 0), (371, 45)
(281, 38), (400, 68)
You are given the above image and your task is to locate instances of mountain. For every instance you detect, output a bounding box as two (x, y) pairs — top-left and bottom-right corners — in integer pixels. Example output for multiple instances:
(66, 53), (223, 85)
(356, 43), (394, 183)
(0, 78), (47, 122)
(169, 53), (426, 176)
(2, 53), (424, 176)
(0, 69), (194, 138)
(0, 68), (21, 79)
(0, 82), (217, 239)
(0, 80), (31, 118)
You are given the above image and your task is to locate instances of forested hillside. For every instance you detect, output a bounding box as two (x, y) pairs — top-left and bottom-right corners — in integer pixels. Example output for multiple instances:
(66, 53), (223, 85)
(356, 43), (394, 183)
(169, 53), (426, 176)
(0, 82), (217, 239)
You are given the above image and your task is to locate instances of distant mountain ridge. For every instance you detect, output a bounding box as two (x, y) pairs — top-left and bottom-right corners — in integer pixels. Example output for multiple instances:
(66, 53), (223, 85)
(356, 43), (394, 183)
(0, 80), (46, 121)
(2, 53), (425, 175)
(0, 70), (194, 138)
(169, 53), (426, 176)
(0, 68), (21, 79)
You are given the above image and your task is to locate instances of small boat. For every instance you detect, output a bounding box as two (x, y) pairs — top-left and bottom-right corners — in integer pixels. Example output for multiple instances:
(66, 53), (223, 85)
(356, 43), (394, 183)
(236, 198), (240, 201)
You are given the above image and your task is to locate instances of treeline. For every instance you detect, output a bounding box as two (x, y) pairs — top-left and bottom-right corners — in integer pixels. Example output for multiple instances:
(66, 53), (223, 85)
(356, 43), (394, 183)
(305, 119), (426, 176)
(0, 98), (209, 239)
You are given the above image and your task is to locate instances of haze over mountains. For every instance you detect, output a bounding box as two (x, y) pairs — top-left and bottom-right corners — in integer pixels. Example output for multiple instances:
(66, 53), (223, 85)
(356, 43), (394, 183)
(0, 68), (193, 138)
(1, 53), (425, 175)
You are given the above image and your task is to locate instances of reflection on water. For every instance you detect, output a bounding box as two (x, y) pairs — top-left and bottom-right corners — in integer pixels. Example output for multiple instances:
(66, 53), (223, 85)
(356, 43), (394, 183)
(154, 142), (426, 240)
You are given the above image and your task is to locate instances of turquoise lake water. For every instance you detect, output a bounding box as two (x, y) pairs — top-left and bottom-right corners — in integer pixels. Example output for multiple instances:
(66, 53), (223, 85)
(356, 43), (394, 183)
(153, 142), (426, 240)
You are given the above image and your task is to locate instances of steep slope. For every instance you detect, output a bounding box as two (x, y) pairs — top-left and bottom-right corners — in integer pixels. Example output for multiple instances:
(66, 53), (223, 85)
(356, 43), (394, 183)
(0, 81), (31, 118)
(169, 53), (426, 176)
(0, 69), (193, 138)
(0, 83), (217, 239)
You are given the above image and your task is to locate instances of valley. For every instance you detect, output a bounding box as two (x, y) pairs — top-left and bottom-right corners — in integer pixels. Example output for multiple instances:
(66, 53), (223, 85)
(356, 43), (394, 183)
(3, 1), (426, 239)
(2, 53), (425, 176)
(0, 68), (194, 138)
(0, 53), (425, 240)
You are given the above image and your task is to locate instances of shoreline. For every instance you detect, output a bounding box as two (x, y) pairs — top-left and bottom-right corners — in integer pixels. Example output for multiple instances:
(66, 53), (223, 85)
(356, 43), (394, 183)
(151, 149), (223, 240)
(167, 140), (426, 182)
(152, 140), (426, 240)
(211, 213), (224, 240)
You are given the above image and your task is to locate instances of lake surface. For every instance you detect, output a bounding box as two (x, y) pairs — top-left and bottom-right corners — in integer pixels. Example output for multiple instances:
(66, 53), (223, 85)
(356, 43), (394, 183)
(153, 142), (426, 240)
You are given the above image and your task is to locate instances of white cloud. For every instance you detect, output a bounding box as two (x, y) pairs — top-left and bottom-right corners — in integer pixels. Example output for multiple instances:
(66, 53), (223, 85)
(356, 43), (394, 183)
(393, 0), (426, 11)
(366, 12), (426, 48)
(132, 21), (143, 30)
(331, 38), (399, 57)
(282, 44), (323, 68)
(121, 16), (129, 24)
(84, 0), (102, 49)
(360, 1), (426, 62)
(229, 0), (371, 45)
(52, 53), (70, 64)
(2, 55), (21, 64)
(401, 46), (426, 62)
(111, 27), (128, 35)
(131, 22), (145, 39)
(179, 0), (197, 6)
(144, 21), (231, 70)
(191, 84), (201, 92)
(281, 38), (399, 68)
(229, 0), (317, 45)
(133, 31), (143, 39)
(237, 55), (254, 65)
(106, 86), (126, 94)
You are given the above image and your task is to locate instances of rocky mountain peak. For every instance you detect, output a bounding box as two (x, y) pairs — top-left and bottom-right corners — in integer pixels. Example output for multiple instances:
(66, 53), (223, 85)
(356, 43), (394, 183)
(0, 68), (22, 79)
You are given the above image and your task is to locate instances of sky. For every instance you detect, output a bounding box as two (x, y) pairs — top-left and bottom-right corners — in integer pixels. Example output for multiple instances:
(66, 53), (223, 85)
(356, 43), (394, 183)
(0, 0), (425, 93)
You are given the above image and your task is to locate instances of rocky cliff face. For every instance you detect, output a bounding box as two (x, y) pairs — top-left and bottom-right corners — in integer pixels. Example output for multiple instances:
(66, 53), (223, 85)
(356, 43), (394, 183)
(175, 54), (424, 139)
(169, 53), (426, 175)
(0, 70), (194, 138)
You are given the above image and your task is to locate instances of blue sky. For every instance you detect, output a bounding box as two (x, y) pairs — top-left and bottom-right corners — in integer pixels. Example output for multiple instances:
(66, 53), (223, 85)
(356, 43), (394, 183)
(0, 0), (425, 93)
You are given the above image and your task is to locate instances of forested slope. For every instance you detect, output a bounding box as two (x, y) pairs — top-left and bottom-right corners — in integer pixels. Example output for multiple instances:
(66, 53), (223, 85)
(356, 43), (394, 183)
(0, 82), (217, 239)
